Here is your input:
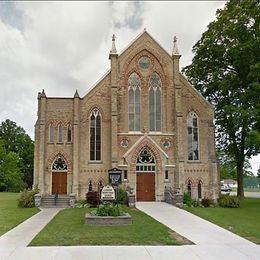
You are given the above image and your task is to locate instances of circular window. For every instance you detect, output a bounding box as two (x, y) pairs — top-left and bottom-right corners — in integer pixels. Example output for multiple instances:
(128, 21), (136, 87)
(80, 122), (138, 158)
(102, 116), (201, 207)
(120, 139), (129, 148)
(138, 56), (151, 69)
(162, 139), (171, 149)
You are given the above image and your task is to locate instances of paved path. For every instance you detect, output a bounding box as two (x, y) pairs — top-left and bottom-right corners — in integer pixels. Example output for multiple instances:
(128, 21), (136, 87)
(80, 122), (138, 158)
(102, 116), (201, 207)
(230, 191), (260, 198)
(0, 203), (260, 260)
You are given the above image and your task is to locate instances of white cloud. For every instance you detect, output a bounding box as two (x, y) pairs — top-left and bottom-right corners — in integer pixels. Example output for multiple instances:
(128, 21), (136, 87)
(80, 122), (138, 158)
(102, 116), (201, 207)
(4, 1), (258, 175)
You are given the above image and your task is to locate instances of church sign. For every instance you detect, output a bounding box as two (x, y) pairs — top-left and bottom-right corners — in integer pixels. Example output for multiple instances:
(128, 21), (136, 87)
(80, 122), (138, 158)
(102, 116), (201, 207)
(101, 185), (116, 201)
(108, 168), (122, 184)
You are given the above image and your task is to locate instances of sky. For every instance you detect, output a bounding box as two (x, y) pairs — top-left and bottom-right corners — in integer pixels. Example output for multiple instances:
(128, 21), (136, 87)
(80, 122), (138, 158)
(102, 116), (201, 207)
(0, 1), (259, 174)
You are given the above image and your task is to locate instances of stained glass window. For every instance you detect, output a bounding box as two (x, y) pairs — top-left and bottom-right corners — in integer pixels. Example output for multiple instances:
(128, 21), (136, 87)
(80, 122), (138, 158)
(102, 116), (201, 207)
(49, 124), (54, 143)
(187, 112), (199, 160)
(128, 73), (141, 131)
(149, 73), (161, 131)
(90, 110), (101, 161)
(52, 155), (68, 171)
(136, 148), (156, 172)
(138, 56), (151, 69)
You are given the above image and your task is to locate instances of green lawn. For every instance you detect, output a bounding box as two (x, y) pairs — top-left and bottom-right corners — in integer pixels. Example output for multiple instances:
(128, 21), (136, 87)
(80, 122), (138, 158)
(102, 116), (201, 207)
(30, 207), (189, 246)
(0, 192), (40, 236)
(186, 198), (260, 244)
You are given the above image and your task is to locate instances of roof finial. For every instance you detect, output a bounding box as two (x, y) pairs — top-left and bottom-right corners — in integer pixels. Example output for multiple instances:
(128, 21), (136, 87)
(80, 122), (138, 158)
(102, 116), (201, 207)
(74, 89), (79, 98)
(110, 34), (117, 54)
(41, 89), (46, 98)
(172, 35), (179, 55)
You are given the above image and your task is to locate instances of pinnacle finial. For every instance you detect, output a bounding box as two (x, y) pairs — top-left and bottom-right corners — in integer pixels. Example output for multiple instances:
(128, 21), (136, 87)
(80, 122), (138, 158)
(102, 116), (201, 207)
(41, 89), (46, 98)
(172, 35), (179, 55)
(74, 89), (79, 98)
(110, 34), (117, 54)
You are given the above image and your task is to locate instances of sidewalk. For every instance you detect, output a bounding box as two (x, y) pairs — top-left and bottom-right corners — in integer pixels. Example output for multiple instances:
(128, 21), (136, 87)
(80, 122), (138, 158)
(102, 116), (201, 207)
(0, 203), (259, 260)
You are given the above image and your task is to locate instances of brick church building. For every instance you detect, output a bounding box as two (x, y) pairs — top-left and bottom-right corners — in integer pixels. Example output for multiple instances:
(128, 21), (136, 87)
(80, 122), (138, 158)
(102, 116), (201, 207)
(33, 30), (219, 201)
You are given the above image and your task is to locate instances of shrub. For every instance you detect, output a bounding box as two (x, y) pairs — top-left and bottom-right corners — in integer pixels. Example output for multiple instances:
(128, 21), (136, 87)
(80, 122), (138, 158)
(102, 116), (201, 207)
(96, 203), (123, 216)
(86, 191), (99, 207)
(17, 189), (39, 208)
(191, 199), (200, 207)
(117, 188), (127, 204)
(75, 199), (89, 208)
(218, 195), (240, 208)
(183, 192), (192, 207)
(201, 198), (214, 207)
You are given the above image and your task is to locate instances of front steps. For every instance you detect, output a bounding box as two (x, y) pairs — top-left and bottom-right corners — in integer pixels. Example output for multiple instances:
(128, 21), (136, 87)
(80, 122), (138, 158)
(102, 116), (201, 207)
(40, 195), (70, 208)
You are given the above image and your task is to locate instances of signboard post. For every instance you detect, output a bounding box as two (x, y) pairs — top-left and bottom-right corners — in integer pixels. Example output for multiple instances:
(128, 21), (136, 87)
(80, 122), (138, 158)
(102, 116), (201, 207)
(108, 168), (122, 207)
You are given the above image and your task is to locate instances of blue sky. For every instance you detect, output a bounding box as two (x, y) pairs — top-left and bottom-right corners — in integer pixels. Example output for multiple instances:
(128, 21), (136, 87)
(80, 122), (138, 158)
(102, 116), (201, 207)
(0, 1), (258, 173)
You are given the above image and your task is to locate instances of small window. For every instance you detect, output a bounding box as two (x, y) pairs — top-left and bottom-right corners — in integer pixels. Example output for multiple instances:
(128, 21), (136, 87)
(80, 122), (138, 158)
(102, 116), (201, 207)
(165, 170), (169, 180)
(187, 180), (192, 196)
(58, 124), (63, 143)
(124, 170), (128, 180)
(198, 181), (202, 199)
(49, 124), (54, 143)
(67, 125), (72, 143)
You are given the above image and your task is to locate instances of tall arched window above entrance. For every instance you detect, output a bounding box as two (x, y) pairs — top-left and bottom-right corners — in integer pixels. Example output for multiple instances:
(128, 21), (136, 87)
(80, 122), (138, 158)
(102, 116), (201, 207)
(49, 124), (54, 143)
(128, 72), (141, 131)
(187, 112), (199, 160)
(58, 124), (63, 143)
(136, 148), (156, 172)
(90, 109), (101, 161)
(67, 125), (72, 143)
(149, 73), (161, 131)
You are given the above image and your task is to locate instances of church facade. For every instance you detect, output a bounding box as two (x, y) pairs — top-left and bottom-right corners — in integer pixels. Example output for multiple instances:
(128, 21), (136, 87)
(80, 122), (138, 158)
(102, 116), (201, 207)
(33, 31), (219, 201)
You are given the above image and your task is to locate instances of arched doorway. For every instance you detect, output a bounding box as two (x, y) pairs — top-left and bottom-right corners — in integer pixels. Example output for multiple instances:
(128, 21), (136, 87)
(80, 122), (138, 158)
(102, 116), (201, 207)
(51, 155), (68, 194)
(136, 148), (155, 201)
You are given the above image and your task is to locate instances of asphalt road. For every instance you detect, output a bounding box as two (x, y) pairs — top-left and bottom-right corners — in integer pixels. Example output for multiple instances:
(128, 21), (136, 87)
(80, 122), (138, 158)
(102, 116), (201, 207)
(229, 191), (260, 198)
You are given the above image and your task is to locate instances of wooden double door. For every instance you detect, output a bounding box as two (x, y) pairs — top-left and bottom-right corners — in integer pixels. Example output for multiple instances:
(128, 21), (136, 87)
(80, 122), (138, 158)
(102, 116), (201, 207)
(137, 172), (155, 201)
(52, 172), (67, 194)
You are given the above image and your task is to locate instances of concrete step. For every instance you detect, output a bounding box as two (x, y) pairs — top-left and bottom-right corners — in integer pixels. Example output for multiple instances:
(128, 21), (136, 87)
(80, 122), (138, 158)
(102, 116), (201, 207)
(41, 195), (70, 208)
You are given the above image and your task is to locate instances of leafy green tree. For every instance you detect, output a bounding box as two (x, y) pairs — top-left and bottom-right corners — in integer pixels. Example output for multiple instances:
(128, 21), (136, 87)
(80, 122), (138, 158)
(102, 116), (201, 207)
(183, 0), (260, 197)
(0, 119), (34, 188)
(0, 140), (24, 192)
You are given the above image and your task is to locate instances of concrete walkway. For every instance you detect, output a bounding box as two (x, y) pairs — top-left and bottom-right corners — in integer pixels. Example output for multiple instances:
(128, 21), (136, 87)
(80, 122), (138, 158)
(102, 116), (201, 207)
(0, 203), (260, 260)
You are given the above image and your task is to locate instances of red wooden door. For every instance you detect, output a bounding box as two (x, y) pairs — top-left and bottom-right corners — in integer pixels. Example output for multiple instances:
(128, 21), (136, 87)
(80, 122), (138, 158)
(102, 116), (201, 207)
(52, 172), (67, 194)
(137, 172), (155, 201)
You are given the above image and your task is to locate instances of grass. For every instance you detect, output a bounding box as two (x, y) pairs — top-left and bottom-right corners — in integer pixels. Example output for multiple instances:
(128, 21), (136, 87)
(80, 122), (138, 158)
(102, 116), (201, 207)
(30, 206), (187, 246)
(0, 192), (40, 236)
(185, 198), (260, 244)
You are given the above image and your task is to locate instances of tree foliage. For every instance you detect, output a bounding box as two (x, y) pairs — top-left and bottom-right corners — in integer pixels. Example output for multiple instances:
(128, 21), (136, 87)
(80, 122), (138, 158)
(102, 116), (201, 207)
(183, 0), (260, 197)
(0, 140), (24, 192)
(0, 119), (34, 189)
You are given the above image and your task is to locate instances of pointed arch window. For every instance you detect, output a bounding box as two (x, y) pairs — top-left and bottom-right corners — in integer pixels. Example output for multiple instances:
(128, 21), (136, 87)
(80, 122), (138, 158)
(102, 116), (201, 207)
(198, 180), (202, 199)
(187, 112), (199, 160)
(128, 72), (141, 131)
(149, 73), (161, 131)
(49, 124), (54, 143)
(90, 110), (101, 161)
(187, 180), (192, 196)
(67, 125), (72, 143)
(58, 124), (63, 143)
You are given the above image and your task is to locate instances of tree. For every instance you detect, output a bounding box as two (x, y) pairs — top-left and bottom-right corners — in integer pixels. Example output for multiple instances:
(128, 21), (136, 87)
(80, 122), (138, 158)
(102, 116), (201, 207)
(257, 167), (260, 178)
(0, 140), (24, 192)
(0, 119), (34, 188)
(183, 0), (260, 197)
